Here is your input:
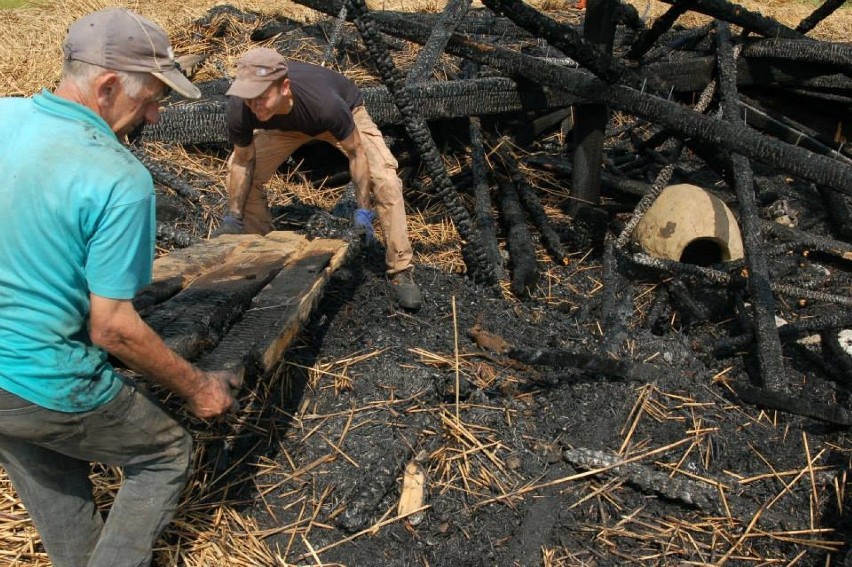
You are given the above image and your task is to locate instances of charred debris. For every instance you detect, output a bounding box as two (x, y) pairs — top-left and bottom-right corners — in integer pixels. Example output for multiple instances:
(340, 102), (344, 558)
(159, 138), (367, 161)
(139, 0), (852, 425)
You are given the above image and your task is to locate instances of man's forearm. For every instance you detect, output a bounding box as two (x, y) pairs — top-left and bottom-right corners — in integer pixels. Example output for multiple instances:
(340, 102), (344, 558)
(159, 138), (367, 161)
(90, 298), (207, 399)
(350, 153), (371, 209)
(227, 160), (254, 217)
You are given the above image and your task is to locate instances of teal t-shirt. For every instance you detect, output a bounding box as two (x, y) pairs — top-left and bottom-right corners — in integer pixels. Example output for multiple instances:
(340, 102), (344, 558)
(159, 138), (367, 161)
(0, 90), (156, 412)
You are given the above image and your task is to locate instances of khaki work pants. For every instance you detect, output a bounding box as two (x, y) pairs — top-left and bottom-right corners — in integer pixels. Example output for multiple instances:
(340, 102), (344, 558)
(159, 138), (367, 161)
(232, 106), (413, 275)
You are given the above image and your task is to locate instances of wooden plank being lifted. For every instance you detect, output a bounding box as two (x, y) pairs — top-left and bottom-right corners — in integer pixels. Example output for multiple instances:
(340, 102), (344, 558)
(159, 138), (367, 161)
(140, 232), (347, 362)
(196, 238), (348, 379)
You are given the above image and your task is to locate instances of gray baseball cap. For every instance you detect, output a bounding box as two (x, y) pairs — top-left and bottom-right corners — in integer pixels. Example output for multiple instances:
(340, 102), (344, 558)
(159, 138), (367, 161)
(63, 8), (201, 100)
(226, 48), (289, 99)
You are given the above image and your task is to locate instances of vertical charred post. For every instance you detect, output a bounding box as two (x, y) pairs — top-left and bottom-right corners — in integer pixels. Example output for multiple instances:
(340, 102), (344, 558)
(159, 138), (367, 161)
(716, 21), (786, 391)
(570, 0), (619, 219)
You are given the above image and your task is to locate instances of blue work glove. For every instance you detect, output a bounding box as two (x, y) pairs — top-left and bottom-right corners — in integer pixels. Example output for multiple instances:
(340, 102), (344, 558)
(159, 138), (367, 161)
(213, 213), (245, 237)
(353, 208), (376, 244)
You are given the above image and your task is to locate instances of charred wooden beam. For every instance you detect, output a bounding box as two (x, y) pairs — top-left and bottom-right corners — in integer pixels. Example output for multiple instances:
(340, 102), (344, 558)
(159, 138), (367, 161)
(494, 141), (569, 265)
(717, 22), (786, 392)
(497, 176), (539, 297)
(569, 0), (619, 216)
(714, 310), (852, 357)
(406, 0), (471, 85)
(759, 220), (852, 262)
(657, 0), (804, 39)
(345, 0), (497, 285)
(647, 55), (852, 93)
(796, 0), (849, 34)
(629, 252), (852, 307)
(156, 223), (201, 249)
(470, 117), (504, 280)
(483, 0), (670, 96)
(741, 38), (852, 68)
(509, 346), (659, 382)
(730, 382), (852, 426)
(627, 0), (696, 61)
(140, 77), (577, 145)
(564, 448), (722, 513)
(738, 95), (852, 163)
(130, 146), (201, 203)
(642, 23), (712, 64)
(369, 17), (852, 196)
(600, 240), (635, 355)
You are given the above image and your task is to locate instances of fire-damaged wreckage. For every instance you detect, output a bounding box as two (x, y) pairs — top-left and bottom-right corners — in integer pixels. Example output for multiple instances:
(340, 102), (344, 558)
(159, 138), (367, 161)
(136, 0), (852, 557)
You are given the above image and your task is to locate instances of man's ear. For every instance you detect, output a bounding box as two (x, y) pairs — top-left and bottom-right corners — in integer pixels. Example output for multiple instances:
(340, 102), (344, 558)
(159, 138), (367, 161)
(280, 78), (291, 96)
(93, 72), (121, 106)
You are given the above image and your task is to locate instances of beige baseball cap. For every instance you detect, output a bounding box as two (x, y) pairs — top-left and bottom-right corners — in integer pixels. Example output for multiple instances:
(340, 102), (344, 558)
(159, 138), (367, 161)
(226, 48), (289, 99)
(63, 8), (201, 100)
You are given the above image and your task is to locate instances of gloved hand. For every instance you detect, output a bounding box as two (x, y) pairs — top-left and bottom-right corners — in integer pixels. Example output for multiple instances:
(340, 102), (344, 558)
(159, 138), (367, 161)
(353, 208), (376, 244)
(213, 213), (245, 237)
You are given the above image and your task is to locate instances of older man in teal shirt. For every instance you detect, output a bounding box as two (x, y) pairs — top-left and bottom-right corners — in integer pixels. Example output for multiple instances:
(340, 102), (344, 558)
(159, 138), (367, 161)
(0, 9), (240, 567)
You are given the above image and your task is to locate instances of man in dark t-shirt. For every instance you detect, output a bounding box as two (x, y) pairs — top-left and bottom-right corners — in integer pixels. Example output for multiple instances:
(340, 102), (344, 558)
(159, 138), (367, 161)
(219, 48), (421, 310)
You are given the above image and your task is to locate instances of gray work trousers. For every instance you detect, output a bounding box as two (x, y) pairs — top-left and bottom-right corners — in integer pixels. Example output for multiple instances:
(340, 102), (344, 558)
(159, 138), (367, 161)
(0, 378), (192, 567)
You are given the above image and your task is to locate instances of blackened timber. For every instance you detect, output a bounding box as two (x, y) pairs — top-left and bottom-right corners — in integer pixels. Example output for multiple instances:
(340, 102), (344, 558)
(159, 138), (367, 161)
(497, 176), (539, 298)
(627, 0), (696, 61)
(470, 117), (504, 279)
(600, 241), (635, 355)
(195, 238), (347, 376)
(494, 142), (568, 265)
(759, 220), (852, 261)
(738, 96), (852, 163)
(345, 0), (496, 285)
(570, 0), (618, 216)
(730, 382), (852, 426)
(717, 22), (786, 392)
(141, 77), (577, 145)
(646, 56), (852, 93)
(293, 0), (533, 38)
(713, 311), (852, 358)
(510, 347), (659, 382)
(796, 0), (849, 34)
(741, 38), (852, 68)
(482, 0), (670, 96)
(657, 0), (804, 39)
(631, 252), (852, 307)
(370, 18), (852, 196)
(143, 240), (295, 361)
(405, 0), (471, 85)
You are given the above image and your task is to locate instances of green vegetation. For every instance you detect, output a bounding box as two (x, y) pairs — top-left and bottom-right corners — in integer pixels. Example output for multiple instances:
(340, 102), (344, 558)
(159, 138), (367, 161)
(0, 0), (28, 8)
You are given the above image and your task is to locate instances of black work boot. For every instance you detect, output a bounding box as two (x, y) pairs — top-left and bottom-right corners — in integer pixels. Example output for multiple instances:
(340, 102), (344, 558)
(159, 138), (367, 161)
(389, 269), (422, 311)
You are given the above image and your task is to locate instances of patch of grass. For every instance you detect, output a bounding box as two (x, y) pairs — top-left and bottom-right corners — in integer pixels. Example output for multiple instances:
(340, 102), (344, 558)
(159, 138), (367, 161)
(0, 0), (28, 8)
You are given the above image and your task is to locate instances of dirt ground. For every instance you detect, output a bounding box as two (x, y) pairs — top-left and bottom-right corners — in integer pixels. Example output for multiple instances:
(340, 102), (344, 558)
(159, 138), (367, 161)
(1, 1), (852, 566)
(214, 191), (852, 566)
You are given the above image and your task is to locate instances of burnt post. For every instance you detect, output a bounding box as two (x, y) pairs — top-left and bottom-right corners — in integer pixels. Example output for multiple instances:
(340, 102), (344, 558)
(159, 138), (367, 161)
(569, 0), (618, 218)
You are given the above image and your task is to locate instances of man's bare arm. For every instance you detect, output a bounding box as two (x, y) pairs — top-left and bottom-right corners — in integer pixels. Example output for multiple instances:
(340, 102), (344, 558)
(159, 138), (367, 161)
(339, 129), (371, 209)
(226, 143), (256, 217)
(89, 294), (240, 418)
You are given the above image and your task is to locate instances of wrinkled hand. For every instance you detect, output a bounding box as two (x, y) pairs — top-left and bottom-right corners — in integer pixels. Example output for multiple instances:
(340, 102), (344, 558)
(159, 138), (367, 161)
(187, 370), (243, 419)
(213, 214), (245, 237)
(353, 208), (376, 244)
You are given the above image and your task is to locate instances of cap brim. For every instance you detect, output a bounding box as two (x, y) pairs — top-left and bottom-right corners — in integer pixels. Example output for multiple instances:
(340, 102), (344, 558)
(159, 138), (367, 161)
(152, 69), (201, 100)
(226, 79), (271, 100)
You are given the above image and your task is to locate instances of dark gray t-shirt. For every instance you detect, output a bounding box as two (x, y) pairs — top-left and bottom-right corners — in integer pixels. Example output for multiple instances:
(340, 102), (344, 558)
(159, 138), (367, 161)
(226, 60), (365, 147)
